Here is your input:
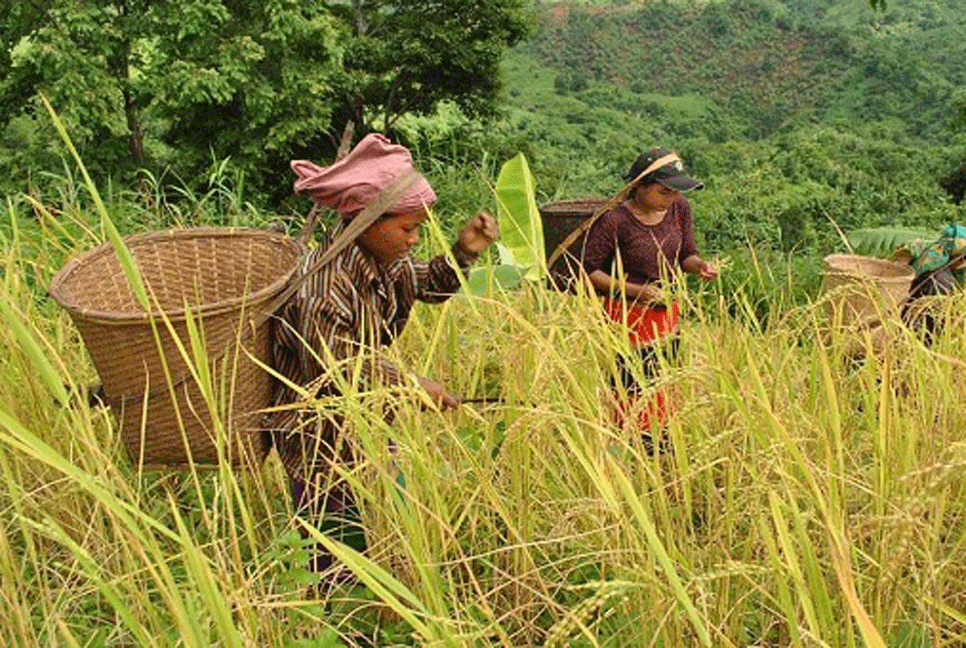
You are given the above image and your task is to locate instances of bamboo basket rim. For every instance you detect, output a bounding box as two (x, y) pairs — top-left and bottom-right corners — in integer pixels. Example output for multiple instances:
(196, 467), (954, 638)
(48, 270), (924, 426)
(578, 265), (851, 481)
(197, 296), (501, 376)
(539, 197), (608, 213)
(48, 227), (299, 325)
(822, 253), (914, 280)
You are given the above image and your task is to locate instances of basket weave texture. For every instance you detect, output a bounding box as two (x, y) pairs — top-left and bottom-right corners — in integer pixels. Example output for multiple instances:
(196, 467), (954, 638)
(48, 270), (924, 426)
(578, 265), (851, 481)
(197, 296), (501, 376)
(49, 228), (302, 468)
(822, 254), (913, 326)
(540, 198), (607, 291)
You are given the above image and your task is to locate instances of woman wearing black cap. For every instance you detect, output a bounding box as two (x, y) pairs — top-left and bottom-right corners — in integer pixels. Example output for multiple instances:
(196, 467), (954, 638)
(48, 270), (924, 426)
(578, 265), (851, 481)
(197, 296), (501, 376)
(581, 147), (717, 449)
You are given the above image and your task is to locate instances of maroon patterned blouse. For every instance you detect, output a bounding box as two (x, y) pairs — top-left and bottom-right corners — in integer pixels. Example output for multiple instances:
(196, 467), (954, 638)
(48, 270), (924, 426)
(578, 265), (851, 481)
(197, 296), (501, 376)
(581, 196), (698, 288)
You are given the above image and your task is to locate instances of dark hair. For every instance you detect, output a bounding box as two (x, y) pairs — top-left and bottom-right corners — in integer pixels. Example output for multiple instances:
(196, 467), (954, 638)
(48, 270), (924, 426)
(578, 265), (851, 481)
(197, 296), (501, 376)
(623, 146), (704, 194)
(624, 146), (676, 184)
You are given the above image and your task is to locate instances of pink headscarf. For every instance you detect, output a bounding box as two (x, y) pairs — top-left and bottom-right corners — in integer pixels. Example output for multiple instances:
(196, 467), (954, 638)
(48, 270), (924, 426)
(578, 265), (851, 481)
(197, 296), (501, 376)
(290, 133), (436, 216)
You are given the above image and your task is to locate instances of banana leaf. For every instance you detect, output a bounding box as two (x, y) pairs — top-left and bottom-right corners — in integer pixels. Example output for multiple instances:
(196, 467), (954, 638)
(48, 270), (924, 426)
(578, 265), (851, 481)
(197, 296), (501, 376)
(463, 264), (526, 296)
(846, 227), (937, 259)
(494, 153), (545, 281)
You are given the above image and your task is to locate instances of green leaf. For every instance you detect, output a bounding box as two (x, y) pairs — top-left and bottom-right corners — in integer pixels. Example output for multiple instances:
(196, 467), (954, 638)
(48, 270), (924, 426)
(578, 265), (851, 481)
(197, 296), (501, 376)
(463, 264), (526, 296)
(495, 242), (515, 266)
(494, 152), (545, 281)
(846, 227), (937, 258)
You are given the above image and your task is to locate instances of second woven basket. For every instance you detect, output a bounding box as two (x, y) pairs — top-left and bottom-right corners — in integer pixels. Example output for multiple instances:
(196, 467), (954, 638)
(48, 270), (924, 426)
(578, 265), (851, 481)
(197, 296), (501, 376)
(821, 253), (914, 327)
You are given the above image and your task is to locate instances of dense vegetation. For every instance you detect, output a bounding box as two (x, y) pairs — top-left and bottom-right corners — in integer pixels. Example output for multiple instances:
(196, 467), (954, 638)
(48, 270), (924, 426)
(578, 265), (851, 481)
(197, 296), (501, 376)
(2, 0), (965, 270)
(3, 0), (966, 645)
(472, 0), (966, 299)
(0, 0), (531, 206)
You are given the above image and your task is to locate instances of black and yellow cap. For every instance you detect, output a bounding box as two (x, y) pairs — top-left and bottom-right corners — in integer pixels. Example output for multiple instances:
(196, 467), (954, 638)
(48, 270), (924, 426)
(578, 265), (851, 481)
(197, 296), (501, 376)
(624, 147), (704, 192)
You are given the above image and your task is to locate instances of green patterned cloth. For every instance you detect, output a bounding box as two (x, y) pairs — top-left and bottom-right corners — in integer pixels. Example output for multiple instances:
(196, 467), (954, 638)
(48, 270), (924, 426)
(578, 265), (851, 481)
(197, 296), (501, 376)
(910, 225), (966, 276)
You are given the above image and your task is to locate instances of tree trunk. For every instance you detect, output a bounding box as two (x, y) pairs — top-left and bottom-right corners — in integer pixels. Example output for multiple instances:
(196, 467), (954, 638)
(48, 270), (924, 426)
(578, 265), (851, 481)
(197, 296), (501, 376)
(123, 85), (144, 165)
(112, 0), (144, 165)
(351, 0), (368, 35)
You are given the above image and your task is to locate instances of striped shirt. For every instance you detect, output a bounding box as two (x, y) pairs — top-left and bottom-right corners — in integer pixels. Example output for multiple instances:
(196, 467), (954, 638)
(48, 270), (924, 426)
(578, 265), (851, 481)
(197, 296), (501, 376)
(266, 220), (476, 477)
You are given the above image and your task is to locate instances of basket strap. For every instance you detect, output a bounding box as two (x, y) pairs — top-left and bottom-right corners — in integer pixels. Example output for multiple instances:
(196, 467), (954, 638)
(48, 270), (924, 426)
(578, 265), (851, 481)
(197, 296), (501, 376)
(546, 191), (624, 271)
(546, 153), (680, 271)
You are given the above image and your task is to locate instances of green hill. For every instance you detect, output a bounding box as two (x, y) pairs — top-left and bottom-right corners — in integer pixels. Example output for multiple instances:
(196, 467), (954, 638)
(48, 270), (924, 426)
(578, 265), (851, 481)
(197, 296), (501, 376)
(518, 0), (965, 141)
(456, 0), (966, 294)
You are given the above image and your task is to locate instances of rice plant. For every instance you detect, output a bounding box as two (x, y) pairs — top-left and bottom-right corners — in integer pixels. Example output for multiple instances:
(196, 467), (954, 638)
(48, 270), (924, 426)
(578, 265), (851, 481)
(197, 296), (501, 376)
(2, 156), (966, 646)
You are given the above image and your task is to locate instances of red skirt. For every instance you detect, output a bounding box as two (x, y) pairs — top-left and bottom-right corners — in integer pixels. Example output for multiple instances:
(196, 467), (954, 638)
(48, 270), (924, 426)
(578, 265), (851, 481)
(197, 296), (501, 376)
(603, 299), (680, 432)
(602, 300), (680, 346)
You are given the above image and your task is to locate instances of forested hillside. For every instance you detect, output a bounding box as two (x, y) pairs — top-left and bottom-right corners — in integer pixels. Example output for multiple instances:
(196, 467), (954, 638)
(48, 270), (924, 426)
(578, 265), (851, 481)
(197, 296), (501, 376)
(438, 0), (966, 294)
(523, 0), (963, 140)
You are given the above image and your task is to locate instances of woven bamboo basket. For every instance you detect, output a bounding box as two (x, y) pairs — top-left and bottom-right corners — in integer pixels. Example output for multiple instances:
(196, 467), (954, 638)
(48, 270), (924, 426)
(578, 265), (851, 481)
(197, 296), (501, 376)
(49, 228), (303, 469)
(822, 254), (913, 327)
(540, 198), (608, 291)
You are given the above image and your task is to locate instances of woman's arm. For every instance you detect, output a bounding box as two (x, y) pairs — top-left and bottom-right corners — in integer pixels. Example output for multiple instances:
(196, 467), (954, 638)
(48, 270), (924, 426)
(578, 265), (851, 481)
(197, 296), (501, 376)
(681, 254), (718, 280)
(587, 269), (664, 304)
(415, 212), (499, 303)
(675, 199), (716, 280)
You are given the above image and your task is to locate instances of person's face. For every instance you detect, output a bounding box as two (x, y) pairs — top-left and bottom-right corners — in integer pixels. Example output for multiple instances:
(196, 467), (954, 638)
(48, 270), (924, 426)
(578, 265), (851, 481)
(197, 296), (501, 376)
(634, 182), (680, 212)
(357, 207), (428, 265)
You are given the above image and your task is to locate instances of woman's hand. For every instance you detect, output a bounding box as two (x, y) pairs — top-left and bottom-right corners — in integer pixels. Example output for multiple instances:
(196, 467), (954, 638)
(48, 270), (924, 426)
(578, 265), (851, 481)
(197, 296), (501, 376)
(684, 255), (719, 280)
(631, 282), (665, 306)
(417, 376), (461, 410)
(696, 261), (718, 280)
(456, 212), (499, 256)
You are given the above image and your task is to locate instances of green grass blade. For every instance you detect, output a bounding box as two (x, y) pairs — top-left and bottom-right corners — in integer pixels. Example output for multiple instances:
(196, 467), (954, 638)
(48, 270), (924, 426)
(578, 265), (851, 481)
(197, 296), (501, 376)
(40, 94), (150, 310)
(0, 295), (69, 406)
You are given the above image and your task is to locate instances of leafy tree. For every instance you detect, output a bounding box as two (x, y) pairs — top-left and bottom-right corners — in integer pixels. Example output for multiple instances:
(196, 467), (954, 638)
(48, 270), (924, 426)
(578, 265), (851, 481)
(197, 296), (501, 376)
(327, 0), (532, 132)
(1, 0), (152, 183)
(1, 0), (343, 199)
(0, 0), (531, 206)
(146, 1), (343, 202)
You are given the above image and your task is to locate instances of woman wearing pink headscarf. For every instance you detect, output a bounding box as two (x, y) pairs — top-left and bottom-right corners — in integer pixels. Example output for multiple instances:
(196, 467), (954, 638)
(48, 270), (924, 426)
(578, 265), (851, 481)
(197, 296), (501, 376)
(267, 133), (498, 584)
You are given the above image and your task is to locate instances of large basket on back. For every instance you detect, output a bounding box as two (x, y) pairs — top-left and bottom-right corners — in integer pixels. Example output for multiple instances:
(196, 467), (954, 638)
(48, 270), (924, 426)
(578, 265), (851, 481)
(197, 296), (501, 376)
(49, 228), (303, 469)
(822, 254), (913, 327)
(541, 198), (608, 291)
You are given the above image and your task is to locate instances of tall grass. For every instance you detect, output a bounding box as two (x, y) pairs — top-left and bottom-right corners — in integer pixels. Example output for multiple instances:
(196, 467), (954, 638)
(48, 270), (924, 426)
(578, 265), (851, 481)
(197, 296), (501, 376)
(2, 168), (966, 646)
